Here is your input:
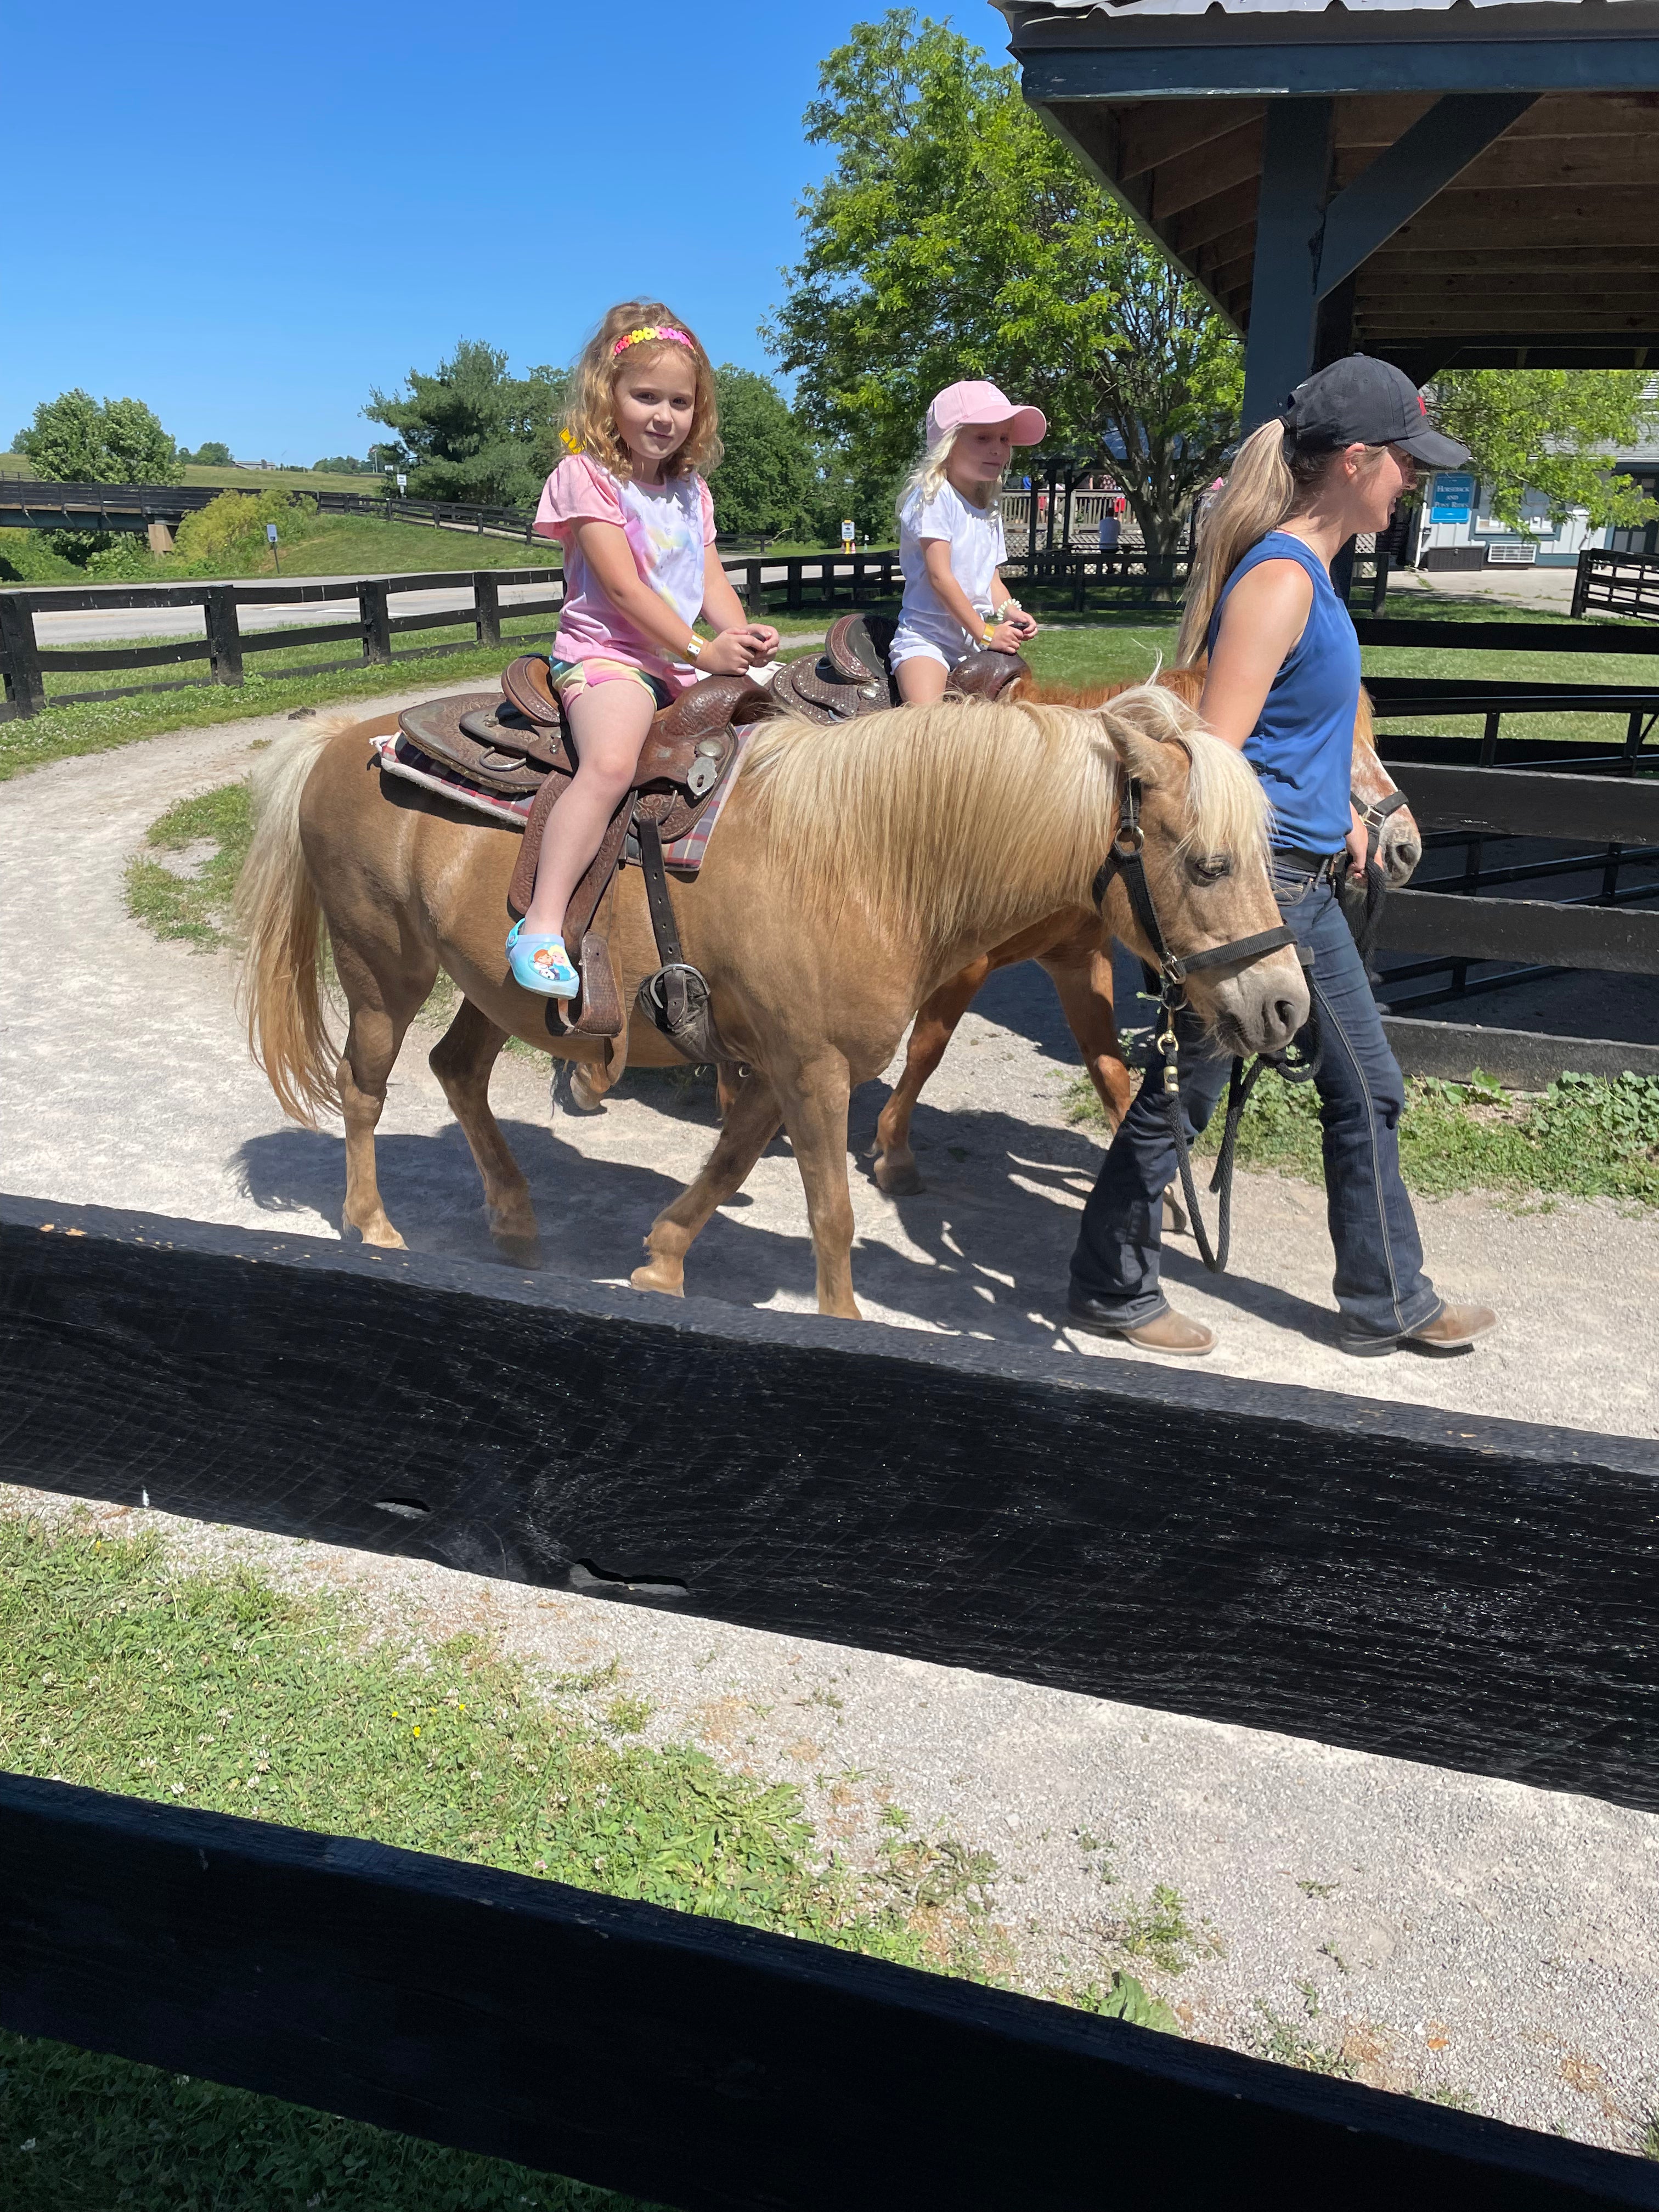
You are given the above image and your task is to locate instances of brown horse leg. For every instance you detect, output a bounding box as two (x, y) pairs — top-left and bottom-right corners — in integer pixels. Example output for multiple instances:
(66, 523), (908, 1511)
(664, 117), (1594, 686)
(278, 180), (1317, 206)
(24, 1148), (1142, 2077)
(631, 1068), (782, 1299)
(428, 998), (542, 1267)
(872, 956), (992, 1195)
(1040, 942), (1132, 1130)
(776, 1056), (861, 1319)
(332, 940), (433, 1251)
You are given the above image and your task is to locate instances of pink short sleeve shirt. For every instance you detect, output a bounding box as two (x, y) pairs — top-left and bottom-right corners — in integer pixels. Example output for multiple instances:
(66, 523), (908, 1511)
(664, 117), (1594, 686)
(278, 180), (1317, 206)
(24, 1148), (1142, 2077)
(535, 453), (716, 694)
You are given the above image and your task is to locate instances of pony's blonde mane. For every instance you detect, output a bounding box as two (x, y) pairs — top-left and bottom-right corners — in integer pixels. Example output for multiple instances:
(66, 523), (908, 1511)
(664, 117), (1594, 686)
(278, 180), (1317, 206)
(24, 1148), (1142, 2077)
(740, 685), (1268, 957)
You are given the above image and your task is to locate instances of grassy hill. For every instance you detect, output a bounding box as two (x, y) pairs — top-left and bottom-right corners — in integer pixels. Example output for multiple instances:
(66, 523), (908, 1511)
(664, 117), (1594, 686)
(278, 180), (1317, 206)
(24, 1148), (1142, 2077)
(0, 453), (383, 496)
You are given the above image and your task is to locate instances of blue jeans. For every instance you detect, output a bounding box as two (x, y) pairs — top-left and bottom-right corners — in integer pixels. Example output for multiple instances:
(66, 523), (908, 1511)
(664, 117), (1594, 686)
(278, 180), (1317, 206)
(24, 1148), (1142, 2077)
(1069, 865), (1441, 1341)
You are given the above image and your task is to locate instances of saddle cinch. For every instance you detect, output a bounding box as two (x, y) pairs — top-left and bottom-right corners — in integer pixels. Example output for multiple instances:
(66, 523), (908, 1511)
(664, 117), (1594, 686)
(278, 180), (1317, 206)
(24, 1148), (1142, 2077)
(396, 656), (771, 1063)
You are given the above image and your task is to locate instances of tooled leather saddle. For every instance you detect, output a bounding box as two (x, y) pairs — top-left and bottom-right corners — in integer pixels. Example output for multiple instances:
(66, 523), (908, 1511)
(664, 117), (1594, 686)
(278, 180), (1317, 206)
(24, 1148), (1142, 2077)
(769, 611), (1032, 722)
(394, 656), (771, 1059)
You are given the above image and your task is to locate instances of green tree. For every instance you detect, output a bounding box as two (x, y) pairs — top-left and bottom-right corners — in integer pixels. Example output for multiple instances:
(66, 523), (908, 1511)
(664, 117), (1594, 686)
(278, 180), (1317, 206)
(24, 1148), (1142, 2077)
(1431, 370), (1658, 533)
(767, 12), (1242, 558)
(364, 341), (567, 507)
(182, 440), (235, 467)
(709, 365), (818, 539)
(312, 453), (374, 475)
(13, 389), (180, 485)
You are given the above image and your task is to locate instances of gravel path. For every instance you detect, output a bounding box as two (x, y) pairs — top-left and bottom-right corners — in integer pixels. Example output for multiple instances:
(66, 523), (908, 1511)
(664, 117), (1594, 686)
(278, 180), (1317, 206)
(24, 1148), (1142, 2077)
(4, 701), (1656, 2157)
(2, 699), (1654, 1438)
(7, 1482), (1654, 2157)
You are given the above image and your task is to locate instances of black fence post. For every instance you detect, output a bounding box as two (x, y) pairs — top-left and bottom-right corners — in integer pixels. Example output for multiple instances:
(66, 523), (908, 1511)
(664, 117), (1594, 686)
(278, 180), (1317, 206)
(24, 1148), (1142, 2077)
(786, 560), (803, 615)
(1571, 549), (1593, 621)
(746, 561), (764, 616)
(0, 592), (47, 719)
(360, 579), (392, 665)
(1371, 551), (1391, 617)
(474, 573), (501, 650)
(204, 587), (244, 688)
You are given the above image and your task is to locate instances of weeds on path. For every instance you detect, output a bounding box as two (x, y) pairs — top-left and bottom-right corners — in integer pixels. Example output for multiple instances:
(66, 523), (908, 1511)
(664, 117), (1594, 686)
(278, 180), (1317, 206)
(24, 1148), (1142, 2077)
(124, 781), (253, 947)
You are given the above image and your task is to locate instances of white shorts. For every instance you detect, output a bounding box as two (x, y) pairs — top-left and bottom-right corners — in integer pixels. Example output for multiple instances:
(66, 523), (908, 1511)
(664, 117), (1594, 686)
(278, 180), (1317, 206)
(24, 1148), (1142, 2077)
(890, 613), (981, 672)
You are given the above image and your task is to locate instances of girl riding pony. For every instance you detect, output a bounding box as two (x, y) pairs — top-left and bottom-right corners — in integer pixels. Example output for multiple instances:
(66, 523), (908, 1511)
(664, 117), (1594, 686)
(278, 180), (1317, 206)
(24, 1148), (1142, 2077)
(509, 301), (778, 996)
(891, 380), (1046, 704)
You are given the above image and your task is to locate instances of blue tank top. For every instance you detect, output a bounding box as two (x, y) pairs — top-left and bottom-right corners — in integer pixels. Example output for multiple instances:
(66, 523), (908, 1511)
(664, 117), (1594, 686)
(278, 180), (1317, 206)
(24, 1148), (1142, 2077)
(1206, 532), (1359, 854)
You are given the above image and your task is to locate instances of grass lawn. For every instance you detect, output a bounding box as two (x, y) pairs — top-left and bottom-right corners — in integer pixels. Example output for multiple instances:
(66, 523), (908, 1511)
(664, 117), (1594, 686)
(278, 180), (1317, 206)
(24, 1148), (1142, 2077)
(0, 1510), (1169, 2208)
(1065, 1064), (1659, 1209)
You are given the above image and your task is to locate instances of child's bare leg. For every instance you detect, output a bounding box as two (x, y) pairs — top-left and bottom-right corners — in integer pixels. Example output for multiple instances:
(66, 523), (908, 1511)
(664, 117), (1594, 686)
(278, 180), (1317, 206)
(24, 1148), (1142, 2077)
(522, 680), (657, 937)
(895, 656), (949, 706)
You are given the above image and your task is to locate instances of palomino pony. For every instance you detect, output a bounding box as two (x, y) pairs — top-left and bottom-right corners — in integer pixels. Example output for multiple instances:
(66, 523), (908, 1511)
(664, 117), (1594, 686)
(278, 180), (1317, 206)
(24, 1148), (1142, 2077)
(869, 668), (1421, 1195)
(237, 684), (1306, 1318)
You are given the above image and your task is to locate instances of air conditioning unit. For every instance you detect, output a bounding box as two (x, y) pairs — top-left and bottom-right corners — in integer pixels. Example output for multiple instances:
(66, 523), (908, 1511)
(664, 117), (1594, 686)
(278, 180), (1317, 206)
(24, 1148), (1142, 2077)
(1487, 541), (1538, 566)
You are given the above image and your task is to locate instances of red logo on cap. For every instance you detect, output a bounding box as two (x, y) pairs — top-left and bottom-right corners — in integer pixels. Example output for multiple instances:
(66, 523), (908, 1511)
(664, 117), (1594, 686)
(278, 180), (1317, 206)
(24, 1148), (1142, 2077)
(1418, 395), (1427, 414)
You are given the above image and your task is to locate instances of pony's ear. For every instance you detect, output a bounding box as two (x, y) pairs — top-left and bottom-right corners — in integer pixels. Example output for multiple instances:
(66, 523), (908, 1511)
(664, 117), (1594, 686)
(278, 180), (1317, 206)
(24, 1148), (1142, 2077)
(1094, 710), (1173, 787)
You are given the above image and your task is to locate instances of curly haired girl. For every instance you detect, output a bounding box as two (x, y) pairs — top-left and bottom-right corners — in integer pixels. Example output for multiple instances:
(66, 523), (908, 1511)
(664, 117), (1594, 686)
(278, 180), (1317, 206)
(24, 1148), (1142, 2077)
(507, 301), (778, 997)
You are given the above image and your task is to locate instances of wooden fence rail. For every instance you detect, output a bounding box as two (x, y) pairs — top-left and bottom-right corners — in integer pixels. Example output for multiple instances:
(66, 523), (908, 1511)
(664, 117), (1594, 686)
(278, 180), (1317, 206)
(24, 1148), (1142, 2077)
(4, 1768), (1654, 2212)
(1572, 548), (1659, 623)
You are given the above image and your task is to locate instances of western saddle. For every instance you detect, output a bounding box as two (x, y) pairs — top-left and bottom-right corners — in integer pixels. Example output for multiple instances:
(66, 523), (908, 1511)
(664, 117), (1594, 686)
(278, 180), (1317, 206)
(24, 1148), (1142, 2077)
(384, 617), (1030, 1062)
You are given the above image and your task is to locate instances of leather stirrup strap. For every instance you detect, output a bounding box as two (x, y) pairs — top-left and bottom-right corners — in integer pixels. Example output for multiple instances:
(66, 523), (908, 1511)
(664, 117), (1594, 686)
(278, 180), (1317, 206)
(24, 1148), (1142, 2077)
(636, 815), (689, 1033)
(563, 794), (635, 949)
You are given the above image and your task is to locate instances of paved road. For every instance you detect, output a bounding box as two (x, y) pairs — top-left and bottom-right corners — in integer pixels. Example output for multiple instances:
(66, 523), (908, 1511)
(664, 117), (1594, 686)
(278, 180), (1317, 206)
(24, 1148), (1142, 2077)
(24, 560), (804, 647)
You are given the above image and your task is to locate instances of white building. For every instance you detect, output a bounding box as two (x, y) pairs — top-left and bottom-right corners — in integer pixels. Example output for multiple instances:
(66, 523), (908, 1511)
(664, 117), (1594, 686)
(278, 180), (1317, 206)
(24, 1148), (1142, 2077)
(1412, 445), (1659, 571)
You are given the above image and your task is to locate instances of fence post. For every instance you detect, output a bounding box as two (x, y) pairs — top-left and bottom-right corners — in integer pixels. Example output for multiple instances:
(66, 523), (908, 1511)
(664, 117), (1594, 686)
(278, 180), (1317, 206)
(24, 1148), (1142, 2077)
(204, 588), (244, 688)
(360, 579), (392, 665)
(1072, 556), (1086, 614)
(475, 573), (501, 649)
(786, 560), (802, 615)
(1371, 551), (1391, 617)
(0, 594), (46, 718)
(1571, 550), (1592, 621)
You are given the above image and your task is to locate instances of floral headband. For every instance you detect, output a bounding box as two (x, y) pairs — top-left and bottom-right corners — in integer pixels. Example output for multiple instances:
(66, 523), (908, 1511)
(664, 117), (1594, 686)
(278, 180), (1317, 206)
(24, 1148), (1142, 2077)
(612, 325), (694, 359)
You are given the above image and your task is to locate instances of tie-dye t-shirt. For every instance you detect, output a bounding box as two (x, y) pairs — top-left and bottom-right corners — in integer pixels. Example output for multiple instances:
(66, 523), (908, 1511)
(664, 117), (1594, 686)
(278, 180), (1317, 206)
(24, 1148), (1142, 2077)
(534, 454), (716, 695)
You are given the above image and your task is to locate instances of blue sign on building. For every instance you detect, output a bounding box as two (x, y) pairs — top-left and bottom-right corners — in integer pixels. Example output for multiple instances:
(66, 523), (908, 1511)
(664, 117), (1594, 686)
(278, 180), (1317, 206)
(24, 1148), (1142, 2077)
(1431, 472), (1475, 524)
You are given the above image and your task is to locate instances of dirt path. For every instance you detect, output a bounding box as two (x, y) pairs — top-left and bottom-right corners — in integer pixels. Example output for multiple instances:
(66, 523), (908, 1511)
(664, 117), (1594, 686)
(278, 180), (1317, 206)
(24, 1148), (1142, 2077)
(4, 703), (1657, 2155)
(2, 698), (1654, 1438)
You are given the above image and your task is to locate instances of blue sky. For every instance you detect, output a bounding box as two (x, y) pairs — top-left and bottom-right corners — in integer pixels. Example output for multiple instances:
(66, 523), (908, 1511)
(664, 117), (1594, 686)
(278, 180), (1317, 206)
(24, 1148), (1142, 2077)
(7, 1), (1014, 465)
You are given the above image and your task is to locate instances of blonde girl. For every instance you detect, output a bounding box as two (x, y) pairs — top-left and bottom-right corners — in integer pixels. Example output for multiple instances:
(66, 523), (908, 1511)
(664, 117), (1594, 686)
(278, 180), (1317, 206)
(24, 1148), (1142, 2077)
(508, 300), (778, 997)
(890, 380), (1047, 704)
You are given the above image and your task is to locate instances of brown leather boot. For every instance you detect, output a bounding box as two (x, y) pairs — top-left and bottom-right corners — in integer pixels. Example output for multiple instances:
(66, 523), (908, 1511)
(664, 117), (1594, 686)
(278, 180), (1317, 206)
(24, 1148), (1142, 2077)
(1341, 1300), (1498, 1357)
(1067, 1294), (1217, 1357)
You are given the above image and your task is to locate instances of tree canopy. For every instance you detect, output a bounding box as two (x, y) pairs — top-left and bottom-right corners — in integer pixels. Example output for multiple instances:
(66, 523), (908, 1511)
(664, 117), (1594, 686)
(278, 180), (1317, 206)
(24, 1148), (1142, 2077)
(13, 390), (180, 485)
(767, 10), (1242, 555)
(180, 441), (234, 467)
(1432, 371), (1657, 533)
(364, 342), (568, 507)
(708, 366), (819, 540)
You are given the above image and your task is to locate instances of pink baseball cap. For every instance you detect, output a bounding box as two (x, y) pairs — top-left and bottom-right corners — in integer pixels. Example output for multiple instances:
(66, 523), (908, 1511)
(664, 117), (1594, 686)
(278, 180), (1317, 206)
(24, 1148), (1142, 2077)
(926, 380), (1047, 450)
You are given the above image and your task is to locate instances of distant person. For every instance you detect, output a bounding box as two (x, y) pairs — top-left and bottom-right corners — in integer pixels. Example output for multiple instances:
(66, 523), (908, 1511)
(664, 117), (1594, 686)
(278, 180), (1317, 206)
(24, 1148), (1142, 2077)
(891, 381), (1045, 704)
(1097, 507), (1121, 553)
(507, 301), (778, 998)
(1065, 356), (1498, 1360)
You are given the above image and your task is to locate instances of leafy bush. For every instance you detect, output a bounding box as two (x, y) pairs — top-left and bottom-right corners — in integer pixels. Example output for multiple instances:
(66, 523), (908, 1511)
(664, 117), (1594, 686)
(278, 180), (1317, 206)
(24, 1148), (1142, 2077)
(13, 389), (179, 484)
(173, 488), (313, 572)
(82, 535), (163, 580)
(0, 529), (82, 583)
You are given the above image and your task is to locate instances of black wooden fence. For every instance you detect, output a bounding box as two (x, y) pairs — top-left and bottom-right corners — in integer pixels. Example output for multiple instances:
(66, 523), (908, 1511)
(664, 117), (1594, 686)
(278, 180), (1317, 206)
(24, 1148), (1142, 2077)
(2, 1199), (1657, 2208)
(1572, 548), (1659, 624)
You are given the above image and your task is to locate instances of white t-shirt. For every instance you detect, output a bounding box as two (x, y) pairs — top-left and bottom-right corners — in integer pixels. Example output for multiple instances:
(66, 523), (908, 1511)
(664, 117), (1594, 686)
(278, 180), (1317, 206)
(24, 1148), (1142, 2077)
(894, 481), (1006, 663)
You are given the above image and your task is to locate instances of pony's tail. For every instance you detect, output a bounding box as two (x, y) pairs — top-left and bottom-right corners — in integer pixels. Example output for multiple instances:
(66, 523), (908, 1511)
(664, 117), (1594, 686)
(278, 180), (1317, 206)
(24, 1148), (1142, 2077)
(233, 720), (340, 1125)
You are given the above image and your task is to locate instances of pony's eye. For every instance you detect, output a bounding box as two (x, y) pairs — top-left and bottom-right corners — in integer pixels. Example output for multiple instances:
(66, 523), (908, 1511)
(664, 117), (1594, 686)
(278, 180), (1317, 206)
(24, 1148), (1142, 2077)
(1189, 853), (1232, 884)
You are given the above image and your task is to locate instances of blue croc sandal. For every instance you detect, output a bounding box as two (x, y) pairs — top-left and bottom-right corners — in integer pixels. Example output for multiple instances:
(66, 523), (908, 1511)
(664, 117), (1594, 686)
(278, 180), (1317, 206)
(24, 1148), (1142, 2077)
(506, 921), (579, 998)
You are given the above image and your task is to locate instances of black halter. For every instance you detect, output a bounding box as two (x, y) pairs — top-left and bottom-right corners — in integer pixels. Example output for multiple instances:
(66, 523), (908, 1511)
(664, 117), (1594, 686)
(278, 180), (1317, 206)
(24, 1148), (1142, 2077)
(1091, 777), (1313, 1274)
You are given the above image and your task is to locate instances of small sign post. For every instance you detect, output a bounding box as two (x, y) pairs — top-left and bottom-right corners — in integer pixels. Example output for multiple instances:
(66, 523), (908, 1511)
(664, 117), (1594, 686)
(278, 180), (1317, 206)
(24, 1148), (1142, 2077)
(396, 473), (408, 498)
(265, 520), (280, 575)
(840, 518), (856, 550)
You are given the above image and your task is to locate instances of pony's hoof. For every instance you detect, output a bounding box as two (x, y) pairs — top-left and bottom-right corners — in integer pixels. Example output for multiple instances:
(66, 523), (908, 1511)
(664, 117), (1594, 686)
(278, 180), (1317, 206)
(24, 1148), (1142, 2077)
(553, 1063), (606, 1116)
(873, 1155), (924, 1197)
(630, 1260), (685, 1299)
(493, 1233), (544, 1269)
(348, 1218), (407, 1251)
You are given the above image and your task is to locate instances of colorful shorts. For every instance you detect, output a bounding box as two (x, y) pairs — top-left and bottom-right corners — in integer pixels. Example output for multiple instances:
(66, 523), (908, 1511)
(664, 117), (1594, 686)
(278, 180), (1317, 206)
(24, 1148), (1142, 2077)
(549, 656), (673, 710)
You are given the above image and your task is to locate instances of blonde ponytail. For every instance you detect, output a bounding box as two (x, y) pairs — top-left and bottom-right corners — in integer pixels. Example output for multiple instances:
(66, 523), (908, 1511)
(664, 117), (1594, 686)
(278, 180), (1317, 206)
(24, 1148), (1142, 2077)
(896, 426), (985, 521)
(1177, 419), (1334, 666)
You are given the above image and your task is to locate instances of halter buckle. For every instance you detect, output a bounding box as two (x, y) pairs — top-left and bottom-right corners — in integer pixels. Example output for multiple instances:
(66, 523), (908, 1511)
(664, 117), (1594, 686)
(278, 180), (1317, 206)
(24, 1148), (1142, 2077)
(1113, 822), (1145, 857)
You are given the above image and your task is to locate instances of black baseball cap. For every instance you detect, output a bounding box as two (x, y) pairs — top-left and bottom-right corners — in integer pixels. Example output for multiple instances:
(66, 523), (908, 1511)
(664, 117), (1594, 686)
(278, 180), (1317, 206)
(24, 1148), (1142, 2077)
(1281, 355), (1470, 469)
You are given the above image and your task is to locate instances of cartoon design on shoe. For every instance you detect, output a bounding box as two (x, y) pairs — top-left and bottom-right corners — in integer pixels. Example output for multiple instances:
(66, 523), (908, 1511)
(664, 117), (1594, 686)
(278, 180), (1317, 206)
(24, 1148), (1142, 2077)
(506, 921), (579, 999)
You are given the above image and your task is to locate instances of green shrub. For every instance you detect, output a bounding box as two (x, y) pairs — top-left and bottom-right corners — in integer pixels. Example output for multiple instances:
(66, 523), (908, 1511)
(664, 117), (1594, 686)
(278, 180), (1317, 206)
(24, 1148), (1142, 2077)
(82, 535), (163, 580)
(173, 488), (313, 571)
(0, 529), (82, 583)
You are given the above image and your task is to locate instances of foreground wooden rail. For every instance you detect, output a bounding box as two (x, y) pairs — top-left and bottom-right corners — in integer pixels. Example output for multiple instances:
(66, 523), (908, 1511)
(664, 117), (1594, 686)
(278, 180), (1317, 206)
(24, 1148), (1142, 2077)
(3, 1771), (1653, 2211)
(2, 1197), (1654, 1816)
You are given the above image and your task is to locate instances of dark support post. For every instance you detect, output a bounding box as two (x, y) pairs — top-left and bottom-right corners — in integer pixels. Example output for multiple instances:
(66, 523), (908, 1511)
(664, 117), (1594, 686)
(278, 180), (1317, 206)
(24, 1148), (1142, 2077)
(786, 560), (802, 614)
(204, 588), (244, 688)
(1372, 551), (1391, 617)
(1240, 98), (1334, 431)
(1331, 538), (1358, 605)
(746, 560), (764, 616)
(474, 573), (501, 650)
(0, 594), (46, 719)
(360, 579), (392, 665)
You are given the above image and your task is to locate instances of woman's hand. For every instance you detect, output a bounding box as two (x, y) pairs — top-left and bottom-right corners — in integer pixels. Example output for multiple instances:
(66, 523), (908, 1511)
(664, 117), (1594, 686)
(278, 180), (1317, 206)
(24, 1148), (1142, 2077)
(1345, 805), (1370, 879)
(699, 625), (772, 676)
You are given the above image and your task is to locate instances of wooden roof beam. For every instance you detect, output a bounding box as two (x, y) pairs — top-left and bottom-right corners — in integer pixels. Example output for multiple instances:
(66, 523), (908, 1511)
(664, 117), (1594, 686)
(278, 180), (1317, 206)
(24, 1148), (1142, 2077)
(1116, 99), (1265, 182)
(1151, 120), (1263, 224)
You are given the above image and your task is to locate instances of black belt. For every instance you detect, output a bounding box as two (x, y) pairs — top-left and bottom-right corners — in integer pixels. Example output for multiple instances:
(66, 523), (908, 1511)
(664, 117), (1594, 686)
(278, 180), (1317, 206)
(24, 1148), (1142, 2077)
(1273, 847), (1343, 882)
